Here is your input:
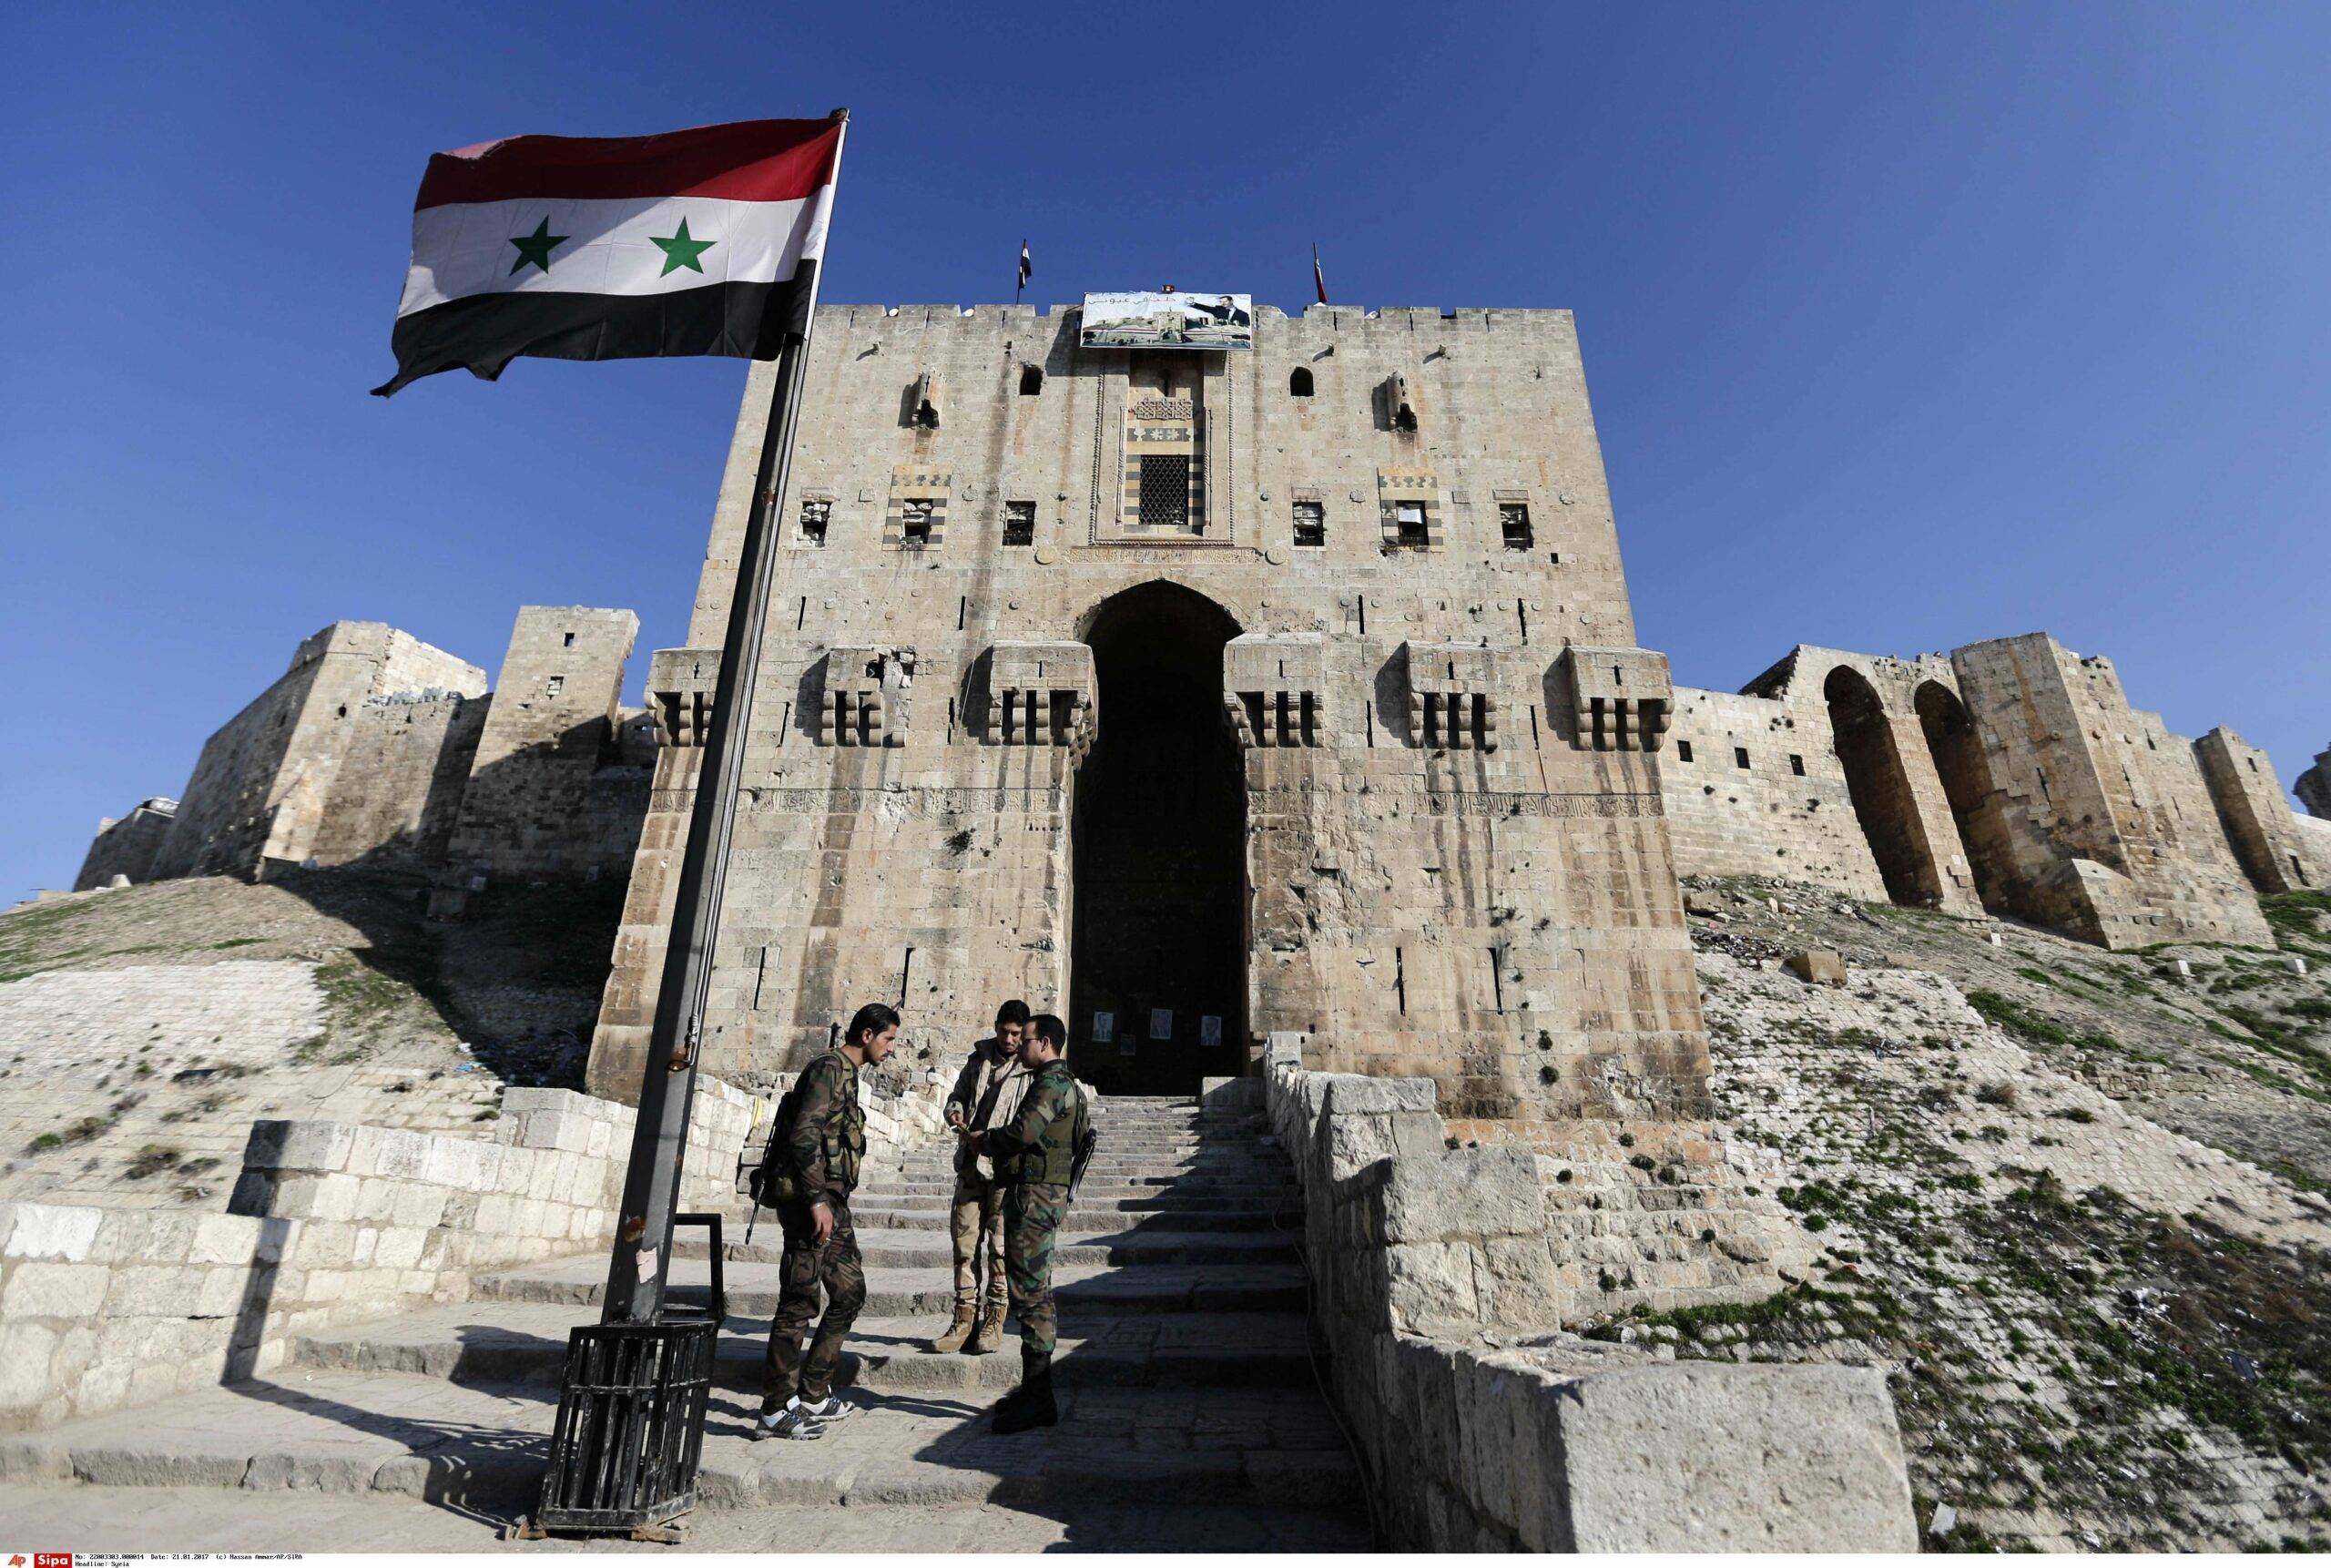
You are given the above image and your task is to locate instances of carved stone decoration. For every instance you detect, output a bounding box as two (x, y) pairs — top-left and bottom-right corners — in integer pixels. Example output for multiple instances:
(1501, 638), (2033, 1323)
(984, 641), (1095, 756)
(1558, 645), (1673, 752)
(1223, 633), (1327, 748)
(1402, 641), (1499, 751)
(647, 647), (721, 748)
(819, 646), (915, 748)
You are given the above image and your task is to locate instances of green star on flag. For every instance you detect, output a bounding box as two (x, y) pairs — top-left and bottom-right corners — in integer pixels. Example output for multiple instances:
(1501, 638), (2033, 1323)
(507, 218), (567, 276)
(651, 217), (716, 276)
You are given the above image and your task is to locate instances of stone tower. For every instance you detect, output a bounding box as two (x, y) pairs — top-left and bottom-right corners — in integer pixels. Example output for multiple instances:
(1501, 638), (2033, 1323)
(589, 300), (1700, 1145)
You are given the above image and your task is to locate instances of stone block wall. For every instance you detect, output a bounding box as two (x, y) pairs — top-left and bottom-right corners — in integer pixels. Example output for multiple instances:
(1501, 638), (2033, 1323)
(150, 623), (487, 881)
(431, 607), (648, 917)
(1665, 635), (2300, 951)
(304, 689), (486, 874)
(1257, 1034), (1909, 1550)
(71, 799), (178, 891)
(1661, 687), (1890, 897)
(2196, 727), (2322, 894)
(0, 1077), (769, 1432)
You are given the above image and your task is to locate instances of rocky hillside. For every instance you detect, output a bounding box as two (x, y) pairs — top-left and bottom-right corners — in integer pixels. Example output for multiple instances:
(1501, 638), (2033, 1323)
(0, 871), (624, 1209)
(1588, 876), (2331, 1551)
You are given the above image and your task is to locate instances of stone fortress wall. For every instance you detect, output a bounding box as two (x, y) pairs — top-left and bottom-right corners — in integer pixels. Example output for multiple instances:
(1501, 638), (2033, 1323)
(1665, 633), (2326, 948)
(588, 301), (1705, 1154)
(78, 610), (654, 904)
(77, 299), (2327, 1094)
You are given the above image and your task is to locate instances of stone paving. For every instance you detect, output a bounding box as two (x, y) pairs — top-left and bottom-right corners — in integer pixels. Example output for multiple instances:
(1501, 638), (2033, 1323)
(0, 1096), (1371, 1552)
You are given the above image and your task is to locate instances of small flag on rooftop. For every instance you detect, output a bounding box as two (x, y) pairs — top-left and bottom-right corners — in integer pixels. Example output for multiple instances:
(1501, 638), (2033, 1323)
(373, 116), (843, 396)
(1313, 243), (1328, 306)
(1019, 239), (1033, 289)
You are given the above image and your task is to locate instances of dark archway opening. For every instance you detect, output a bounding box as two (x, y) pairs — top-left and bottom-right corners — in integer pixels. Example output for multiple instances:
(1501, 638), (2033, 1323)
(1824, 666), (1943, 906)
(1915, 681), (2011, 913)
(1068, 582), (1247, 1095)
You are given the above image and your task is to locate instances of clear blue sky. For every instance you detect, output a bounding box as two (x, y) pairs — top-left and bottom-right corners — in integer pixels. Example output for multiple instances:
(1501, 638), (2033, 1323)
(5, 3), (2326, 900)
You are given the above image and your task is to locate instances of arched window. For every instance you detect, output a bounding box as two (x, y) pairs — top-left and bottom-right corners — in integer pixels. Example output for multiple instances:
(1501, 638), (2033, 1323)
(1289, 367), (1314, 398)
(1019, 364), (1043, 396)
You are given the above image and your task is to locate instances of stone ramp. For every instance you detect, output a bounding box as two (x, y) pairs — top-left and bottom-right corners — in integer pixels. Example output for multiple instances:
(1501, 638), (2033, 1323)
(1, 1094), (1371, 1550)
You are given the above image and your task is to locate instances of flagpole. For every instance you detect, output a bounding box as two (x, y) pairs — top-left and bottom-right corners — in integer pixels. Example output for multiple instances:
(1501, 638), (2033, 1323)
(597, 108), (849, 1329)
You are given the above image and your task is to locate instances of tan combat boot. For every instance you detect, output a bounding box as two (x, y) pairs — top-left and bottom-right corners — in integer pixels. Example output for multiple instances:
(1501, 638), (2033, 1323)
(931, 1298), (977, 1354)
(963, 1298), (1007, 1355)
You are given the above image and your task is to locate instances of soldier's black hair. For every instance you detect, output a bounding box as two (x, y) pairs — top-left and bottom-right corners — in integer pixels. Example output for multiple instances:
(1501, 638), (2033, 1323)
(846, 1002), (901, 1048)
(995, 999), (1032, 1029)
(1029, 1013), (1067, 1051)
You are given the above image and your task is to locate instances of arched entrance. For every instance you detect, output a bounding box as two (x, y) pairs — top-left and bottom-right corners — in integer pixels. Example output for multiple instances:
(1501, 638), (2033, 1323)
(1824, 666), (1943, 906)
(1915, 680), (2010, 912)
(1067, 582), (1247, 1095)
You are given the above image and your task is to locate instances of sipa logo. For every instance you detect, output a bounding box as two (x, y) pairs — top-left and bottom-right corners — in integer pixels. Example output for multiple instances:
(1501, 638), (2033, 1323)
(34, 1556), (70, 1568)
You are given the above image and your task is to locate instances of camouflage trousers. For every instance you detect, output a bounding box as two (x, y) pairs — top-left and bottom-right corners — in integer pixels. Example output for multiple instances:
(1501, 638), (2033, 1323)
(1003, 1180), (1070, 1356)
(762, 1199), (866, 1411)
(949, 1167), (1008, 1309)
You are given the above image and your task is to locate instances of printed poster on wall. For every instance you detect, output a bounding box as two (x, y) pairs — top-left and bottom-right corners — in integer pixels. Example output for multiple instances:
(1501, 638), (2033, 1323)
(1092, 1011), (1115, 1044)
(1148, 1008), (1173, 1041)
(1079, 290), (1254, 351)
(1200, 1014), (1222, 1048)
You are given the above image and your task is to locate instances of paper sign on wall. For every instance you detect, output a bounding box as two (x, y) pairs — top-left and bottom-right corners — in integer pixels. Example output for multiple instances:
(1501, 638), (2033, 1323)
(1149, 1009), (1173, 1041)
(1092, 1011), (1115, 1044)
(1200, 1014), (1222, 1047)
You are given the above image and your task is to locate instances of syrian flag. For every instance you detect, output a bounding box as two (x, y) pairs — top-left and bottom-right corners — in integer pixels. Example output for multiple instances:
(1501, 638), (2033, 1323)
(373, 116), (843, 396)
(1019, 239), (1033, 289)
(1313, 243), (1328, 305)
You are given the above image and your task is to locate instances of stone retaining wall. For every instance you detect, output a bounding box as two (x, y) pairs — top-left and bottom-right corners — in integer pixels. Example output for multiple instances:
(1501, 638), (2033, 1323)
(1256, 1035), (1915, 1550)
(0, 1077), (770, 1432)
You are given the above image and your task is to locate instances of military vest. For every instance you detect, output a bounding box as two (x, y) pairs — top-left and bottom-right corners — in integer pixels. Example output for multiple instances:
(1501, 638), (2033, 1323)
(1003, 1061), (1090, 1187)
(824, 1050), (867, 1195)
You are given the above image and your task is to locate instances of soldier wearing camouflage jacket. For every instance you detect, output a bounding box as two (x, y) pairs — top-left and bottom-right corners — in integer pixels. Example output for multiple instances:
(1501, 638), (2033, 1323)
(756, 1003), (897, 1442)
(966, 1011), (1090, 1434)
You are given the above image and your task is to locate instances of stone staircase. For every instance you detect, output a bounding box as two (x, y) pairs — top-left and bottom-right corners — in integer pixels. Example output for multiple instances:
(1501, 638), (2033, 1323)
(0, 1094), (1371, 1548)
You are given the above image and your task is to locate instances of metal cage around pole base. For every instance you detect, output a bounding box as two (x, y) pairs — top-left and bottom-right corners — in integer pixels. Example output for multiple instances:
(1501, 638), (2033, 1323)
(530, 1214), (728, 1540)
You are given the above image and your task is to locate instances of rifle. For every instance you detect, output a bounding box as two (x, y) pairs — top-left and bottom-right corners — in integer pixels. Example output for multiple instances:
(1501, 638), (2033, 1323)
(1066, 1085), (1100, 1201)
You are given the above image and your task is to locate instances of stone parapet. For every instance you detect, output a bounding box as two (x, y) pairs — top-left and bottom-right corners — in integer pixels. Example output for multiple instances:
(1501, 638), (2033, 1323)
(1261, 1033), (1908, 1550)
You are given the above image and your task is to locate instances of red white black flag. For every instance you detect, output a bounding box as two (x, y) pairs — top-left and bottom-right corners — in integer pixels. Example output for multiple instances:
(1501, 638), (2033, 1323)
(373, 116), (843, 396)
(1313, 243), (1328, 305)
(1019, 239), (1033, 289)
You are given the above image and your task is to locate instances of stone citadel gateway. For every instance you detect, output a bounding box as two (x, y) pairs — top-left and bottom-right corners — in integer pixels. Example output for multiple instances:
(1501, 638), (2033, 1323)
(84, 299), (2331, 1134)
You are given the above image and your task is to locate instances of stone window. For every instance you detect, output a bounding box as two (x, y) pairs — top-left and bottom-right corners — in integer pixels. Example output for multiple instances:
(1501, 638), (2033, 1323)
(1292, 499), (1325, 547)
(1735, 746), (1750, 769)
(1789, 753), (1806, 776)
(1019, 364), (1043, 396)
(1289, 367), (1314, 398)
(563, 632), (575, 647)
(901, 498), (934, 548)
(1140, 454), (1191, 528)
(1676, 740), (1694, 763)
(1499, 503), (1533, 551)
(1003, 500), (1035, 546)
(1393, 501), (1429, 547)
(799, 498), (830, 545)
(547, 676), (565, 697)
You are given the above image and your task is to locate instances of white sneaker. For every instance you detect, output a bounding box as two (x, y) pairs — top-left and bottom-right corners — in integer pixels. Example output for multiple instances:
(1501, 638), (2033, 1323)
(753, 1397), (827, 1441)
(795, 1393), (856, 1426)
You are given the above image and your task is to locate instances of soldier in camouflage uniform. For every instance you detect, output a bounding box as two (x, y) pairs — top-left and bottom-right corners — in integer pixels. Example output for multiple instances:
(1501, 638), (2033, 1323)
(756, 1003), (898, 1441)
(963, 1011), (1090, 1433)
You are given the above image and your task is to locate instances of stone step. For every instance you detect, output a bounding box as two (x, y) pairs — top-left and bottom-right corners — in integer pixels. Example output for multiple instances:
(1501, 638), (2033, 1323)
(808, 1203), (1295, 1234)
(0, 1368), (1361, 1514)
(677, 1227), (1298, 1270)
(289, 1303), (1317, 1392)
(474, 1257), (1308, 1317)
(857, 1179), (1297, 1203)
(855, 1191), (1296, 1216)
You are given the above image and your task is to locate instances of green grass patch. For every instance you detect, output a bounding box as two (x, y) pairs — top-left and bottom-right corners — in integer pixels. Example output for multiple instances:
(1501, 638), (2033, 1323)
(1966, 989), (2071, 1044)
